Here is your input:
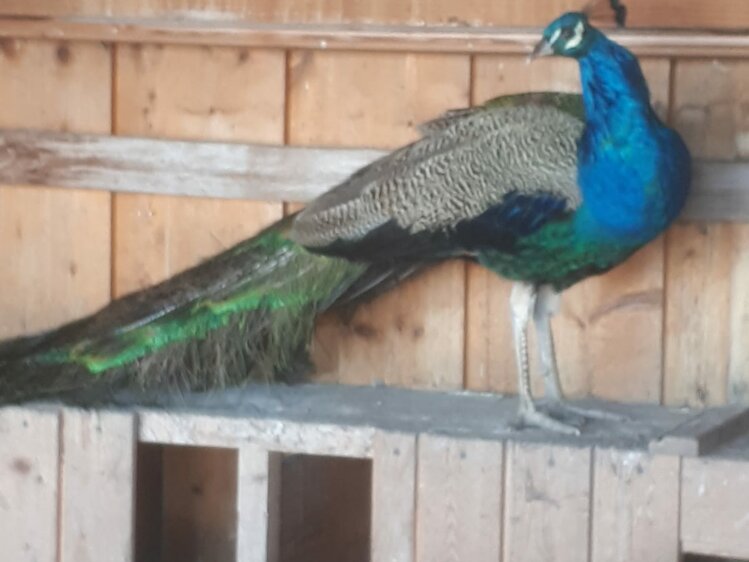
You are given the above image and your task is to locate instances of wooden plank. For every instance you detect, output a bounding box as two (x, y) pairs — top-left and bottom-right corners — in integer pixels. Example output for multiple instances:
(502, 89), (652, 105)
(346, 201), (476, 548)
(0, 407), (59, 562)
(665, 60), (749, 407)
(288, 50), (469, 388)
(0, 39), (111, 339)
(591, 449), (680, 562)
(60, 409), (136, 562)
(415, 434), (503, 562)
(2, 17), (749, 54)
(371, 431), (416, 562)
(0, 129), (745, 222)
(504, 442), (592, 562)
(113, 45), (285, 562)
(139, 410), (375, 457)
(236, 445), (280, 562)
(160, 446), (238, 562)
(682, 457), (749, 558)
(649, 405), (749, 456)
(0, 129), (384, 202)
(466, 56), (671, 403)
(113, 43), (284, 295)
(3, 0), (749, 28)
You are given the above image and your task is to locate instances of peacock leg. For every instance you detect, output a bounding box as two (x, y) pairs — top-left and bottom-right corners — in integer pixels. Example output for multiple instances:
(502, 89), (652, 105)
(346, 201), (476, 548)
(510, 282), (580, 435)
(533, 285), (626, 422)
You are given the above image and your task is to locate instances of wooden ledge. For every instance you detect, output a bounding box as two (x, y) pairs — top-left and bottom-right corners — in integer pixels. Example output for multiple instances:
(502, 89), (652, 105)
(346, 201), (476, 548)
(60, 383), (749, 458)
(0, 16), (749, 58)
(0, 129), (747, 222)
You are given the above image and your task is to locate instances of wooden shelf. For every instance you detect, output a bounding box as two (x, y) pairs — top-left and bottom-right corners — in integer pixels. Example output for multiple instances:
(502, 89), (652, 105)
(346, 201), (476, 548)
(3, 384), (749, 561)
(0, 16), (749, 58)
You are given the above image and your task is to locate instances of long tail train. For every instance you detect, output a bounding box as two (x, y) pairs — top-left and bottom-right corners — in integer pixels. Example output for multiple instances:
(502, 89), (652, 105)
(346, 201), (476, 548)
(0, 216), (401, 404)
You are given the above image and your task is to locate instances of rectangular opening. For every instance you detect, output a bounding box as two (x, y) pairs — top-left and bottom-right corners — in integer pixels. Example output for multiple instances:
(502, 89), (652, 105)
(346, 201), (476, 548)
(135, 443), (239, 562)
(278, 454), (372, 562)
(135, 445), (372, 562)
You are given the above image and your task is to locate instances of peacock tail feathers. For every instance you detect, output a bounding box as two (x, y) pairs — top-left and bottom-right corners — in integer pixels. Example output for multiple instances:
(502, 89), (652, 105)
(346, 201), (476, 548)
(0, 216), (370, 404)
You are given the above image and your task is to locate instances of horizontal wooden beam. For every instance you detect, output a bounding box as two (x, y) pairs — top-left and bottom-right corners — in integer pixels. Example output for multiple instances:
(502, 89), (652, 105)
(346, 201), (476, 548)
(0, 128), (747, 222)
(0, 16), (748, 58)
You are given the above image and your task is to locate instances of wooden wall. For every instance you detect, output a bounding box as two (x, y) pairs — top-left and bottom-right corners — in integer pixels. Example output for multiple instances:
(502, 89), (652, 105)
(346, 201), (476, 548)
(0, 0), (748, 412)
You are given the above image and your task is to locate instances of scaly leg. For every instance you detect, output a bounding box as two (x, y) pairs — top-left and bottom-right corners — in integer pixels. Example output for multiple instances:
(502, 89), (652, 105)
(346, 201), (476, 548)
(533, 285), (626, 422)
(511, 282), (580, 435)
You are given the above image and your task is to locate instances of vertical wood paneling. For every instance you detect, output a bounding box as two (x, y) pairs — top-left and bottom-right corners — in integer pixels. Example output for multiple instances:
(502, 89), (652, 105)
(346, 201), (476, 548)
(4, 0), (749, 29)
(60, 410), (136, 562)
(666, 60), (749, 406)
(113, 44), (284, 295)
(0, 40), (111, 338)
(682, 457), (749, 558)
(504, 442), (591, 562)
(415, 435), (503, 562)
(161, 446), (238, 562)
(372, 431), (416, 562)
(0, 407), (59, 562)
(592, 449), (680, 562)
(467, 56), (671, 404)
(236, 445), (280, 562)
(287, 50), (470, 388)
(113, 45), (286, 561)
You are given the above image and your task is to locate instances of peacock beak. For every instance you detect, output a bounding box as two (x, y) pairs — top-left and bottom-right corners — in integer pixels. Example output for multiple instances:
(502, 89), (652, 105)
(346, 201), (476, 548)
(528, 38), (554, 62)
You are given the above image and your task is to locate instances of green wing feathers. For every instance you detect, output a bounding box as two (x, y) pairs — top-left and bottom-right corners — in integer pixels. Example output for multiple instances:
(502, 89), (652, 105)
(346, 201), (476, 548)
(0, 216), (366, 404)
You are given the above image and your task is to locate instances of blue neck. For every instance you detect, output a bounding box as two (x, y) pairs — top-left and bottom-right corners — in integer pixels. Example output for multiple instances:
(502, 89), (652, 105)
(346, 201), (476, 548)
(573, 30), (690, 245)
(579, 31), (655, 143)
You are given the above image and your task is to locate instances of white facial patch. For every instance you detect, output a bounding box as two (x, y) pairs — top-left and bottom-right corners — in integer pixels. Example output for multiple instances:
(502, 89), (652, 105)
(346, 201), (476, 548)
(549, 28), (562, 47)
(565, 20), (585, 50)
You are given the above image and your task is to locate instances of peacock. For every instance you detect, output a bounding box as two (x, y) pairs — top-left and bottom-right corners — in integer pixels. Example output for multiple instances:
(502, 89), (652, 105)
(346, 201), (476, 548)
(0, 6), (691, 434)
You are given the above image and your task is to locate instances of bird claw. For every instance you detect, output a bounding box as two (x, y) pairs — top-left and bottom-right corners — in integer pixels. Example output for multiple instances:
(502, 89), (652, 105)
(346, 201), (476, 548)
(516, 406), (582, 435)
(548, 401), (629, 423)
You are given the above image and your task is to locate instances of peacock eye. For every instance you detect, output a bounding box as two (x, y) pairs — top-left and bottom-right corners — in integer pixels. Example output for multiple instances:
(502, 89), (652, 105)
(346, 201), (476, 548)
(561, 28), (575, 40)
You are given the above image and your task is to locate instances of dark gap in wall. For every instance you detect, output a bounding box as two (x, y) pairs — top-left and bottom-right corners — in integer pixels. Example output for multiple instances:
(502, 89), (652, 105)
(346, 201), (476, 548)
(278, 454), (372, 562)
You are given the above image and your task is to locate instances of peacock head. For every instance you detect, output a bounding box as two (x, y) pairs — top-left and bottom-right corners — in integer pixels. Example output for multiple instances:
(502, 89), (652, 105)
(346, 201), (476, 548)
(531, 12), (599, 60)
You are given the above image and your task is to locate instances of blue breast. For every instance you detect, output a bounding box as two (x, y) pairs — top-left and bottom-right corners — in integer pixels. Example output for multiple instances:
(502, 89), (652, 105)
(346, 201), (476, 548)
(573, 36), (691, 246)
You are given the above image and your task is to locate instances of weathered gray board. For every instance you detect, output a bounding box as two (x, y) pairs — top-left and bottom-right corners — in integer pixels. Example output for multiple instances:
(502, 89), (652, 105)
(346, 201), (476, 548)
(0, 129), (747, 222)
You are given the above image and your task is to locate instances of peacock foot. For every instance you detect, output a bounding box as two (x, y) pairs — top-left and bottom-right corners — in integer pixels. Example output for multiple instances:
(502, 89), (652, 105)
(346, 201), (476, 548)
(515, 403), (582, 435)
(546, 400), (629, 423)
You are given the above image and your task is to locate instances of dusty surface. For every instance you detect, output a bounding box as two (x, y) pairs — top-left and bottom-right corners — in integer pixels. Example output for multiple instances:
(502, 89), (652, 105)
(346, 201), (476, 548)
(109, 383), (703, 451)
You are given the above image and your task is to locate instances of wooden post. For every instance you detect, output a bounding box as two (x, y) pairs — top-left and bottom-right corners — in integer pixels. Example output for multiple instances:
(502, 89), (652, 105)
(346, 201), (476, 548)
(0, 407), (60, 562)
(59, 409), (137, 562)
(415, 434), (503, 562)
(591, 449), (680, 562)
(504, 442), (592, 562)
(371, 431), (417, 562)
(236, 445), (281, 562)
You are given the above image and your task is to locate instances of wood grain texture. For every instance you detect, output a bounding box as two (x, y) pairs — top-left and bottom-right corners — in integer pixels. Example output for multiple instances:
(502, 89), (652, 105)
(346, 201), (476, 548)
(0, 407), (59, 562)
(504, 442), (592, 562)
(277, 455), (372, 562)
(415, 434), (503, 562)
(682, 457), (749, 558)
(1, 129), (744, 222)
(113, 43), (285, 562)
(287, 50), (470, 388)
(591, 449), (679, 562)
(372, 431), (416, 562)
(60, 409), (136, 562)
(113, 43), (284, 295)
(3, 20), (749, 60)
(467, 56), (671, 403)
(0, 40), (111, 338)
(236, 445), (280, 562)
(666, 60), (749, 406)
(161, 446), (238, 562)
(2, 0), (749, 29)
